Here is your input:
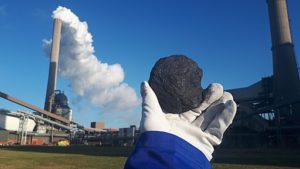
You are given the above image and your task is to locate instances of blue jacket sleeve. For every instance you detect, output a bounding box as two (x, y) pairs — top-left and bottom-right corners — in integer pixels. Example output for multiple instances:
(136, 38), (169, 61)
(124, 131), (211, 169)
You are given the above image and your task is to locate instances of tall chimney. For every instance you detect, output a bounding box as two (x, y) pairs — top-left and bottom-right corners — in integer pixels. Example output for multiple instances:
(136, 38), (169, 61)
(267, 0), (300, 102)
(44, 19), (62, 111)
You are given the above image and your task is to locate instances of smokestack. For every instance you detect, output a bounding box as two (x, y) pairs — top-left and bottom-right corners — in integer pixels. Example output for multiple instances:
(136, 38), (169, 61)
(267, 0), (300, 102)
(44, 18), (62, 111)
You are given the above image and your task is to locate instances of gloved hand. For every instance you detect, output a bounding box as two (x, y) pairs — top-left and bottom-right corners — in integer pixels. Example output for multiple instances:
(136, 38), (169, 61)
(140, 81), (237, 161)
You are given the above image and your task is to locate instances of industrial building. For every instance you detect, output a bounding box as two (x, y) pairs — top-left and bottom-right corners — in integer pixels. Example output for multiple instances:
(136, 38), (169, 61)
(224, 0), (300, 148)
(91, 122), (105, 130)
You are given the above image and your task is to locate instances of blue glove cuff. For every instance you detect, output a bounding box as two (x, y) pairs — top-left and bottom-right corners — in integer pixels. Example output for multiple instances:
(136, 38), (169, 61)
(124, 131), (211, 169)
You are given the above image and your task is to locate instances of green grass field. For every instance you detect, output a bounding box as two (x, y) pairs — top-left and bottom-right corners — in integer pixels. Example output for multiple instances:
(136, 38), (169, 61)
(0, 146), (299, 169)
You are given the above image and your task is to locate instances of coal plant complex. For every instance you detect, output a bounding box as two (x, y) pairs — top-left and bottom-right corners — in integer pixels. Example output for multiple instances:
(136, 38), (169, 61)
(225, 0), (300, 148)
(0, 0), (300, 148)
(0, 17), (136, 147)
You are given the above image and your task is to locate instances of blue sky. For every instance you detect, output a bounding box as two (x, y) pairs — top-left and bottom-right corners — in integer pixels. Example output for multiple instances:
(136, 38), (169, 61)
(0, 0), (299, 128)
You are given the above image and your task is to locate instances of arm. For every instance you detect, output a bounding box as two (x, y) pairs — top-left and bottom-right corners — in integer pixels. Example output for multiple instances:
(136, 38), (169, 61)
(124, 82), (237, 169)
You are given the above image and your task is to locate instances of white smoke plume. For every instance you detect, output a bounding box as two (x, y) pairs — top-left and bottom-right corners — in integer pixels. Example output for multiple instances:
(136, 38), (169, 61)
(43, 6), (140, 112)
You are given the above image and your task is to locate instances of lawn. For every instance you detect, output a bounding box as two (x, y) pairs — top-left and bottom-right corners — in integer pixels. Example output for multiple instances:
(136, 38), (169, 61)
(0, 146), (299, 169)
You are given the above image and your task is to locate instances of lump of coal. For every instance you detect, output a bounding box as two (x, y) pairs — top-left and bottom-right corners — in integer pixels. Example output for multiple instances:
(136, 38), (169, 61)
(149, 55), (203, 114)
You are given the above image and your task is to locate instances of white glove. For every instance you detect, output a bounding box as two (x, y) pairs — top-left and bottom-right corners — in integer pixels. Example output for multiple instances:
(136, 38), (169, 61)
(140, 81), (237, 161)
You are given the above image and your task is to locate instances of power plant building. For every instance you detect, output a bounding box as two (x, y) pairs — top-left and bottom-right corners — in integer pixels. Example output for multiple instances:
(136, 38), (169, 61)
(91, 122), (105, 129)
(226, 0), (300, 148)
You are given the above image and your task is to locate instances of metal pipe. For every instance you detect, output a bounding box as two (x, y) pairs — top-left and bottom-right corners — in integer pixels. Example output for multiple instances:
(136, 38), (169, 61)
(15, 110), (73, 131)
